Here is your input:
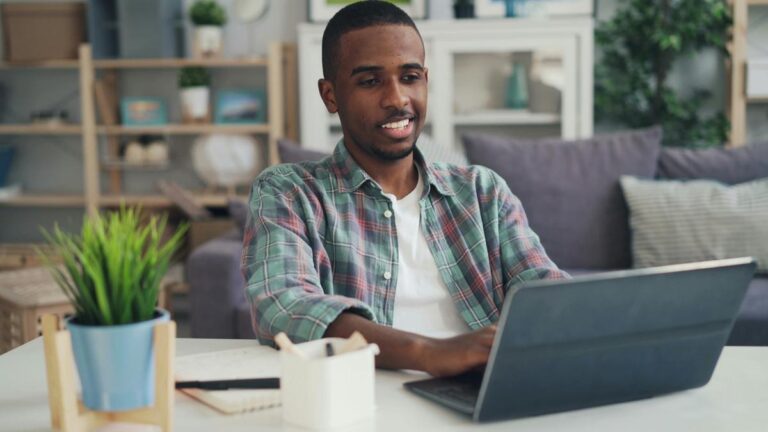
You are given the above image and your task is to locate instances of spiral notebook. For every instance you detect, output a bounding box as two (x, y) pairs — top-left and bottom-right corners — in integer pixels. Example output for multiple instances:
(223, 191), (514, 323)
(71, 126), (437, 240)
(175, 347), (282, 414)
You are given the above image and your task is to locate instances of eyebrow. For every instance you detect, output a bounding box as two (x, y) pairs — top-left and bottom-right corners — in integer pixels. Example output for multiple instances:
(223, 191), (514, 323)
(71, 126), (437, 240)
(350, 63), (424, 77)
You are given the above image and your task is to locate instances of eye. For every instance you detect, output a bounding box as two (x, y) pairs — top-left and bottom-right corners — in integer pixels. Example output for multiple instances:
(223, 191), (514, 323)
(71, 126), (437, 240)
(402, 72), (422, 83)
(358, 77), (380, 87)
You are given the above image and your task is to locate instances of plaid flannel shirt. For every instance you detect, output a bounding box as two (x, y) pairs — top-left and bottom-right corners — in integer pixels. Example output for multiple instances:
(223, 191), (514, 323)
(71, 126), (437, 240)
(241, 142), (568, 345)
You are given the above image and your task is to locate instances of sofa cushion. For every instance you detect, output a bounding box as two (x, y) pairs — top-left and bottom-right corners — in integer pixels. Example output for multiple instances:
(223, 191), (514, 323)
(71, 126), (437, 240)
(658, 144), (768, 184)
(462, 127), (662, 270)
(278, 138), (329, 163)
(620, 176), (768, 273)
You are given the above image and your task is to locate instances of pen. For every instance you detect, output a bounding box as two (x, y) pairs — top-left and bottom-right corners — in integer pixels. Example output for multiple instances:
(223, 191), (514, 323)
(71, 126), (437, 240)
(175, 377), (280, 390)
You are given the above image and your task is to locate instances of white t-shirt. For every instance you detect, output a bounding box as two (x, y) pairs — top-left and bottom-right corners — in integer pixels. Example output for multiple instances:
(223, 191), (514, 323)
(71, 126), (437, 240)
(384, 171), (470, 339)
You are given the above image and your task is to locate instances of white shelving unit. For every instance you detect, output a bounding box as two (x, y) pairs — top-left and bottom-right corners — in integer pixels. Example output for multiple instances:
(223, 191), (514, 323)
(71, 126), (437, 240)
(297, 17), (593, 152)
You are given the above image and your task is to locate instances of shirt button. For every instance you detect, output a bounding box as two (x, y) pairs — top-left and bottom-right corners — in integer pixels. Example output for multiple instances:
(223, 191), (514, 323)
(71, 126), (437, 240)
(383, 271), (392, 280)
(384, 210), (393, 218)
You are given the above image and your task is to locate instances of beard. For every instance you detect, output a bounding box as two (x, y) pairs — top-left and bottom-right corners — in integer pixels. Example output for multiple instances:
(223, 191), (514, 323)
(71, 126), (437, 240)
(370, 140), (417, 161)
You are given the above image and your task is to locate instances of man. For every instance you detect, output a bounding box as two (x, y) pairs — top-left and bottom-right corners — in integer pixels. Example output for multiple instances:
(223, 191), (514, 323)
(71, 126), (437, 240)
(242, 1), (567, 377)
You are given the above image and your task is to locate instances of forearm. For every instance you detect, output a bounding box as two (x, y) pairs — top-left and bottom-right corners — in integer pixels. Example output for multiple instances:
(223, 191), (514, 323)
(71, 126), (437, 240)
(324, 313), (432, 372)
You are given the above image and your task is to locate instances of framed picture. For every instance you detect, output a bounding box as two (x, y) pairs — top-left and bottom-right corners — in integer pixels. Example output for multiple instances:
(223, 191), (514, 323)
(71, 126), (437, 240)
(214, 89), (266, 124)
(523, 0), (593, 16)
(475, 0), (506, 18)
(309, 0), (426, 22)
(120, 97), (168, 126)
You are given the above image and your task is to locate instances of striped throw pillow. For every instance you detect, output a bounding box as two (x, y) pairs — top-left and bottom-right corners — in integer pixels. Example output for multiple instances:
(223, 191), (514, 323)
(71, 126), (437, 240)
(620, 176), (768, 273)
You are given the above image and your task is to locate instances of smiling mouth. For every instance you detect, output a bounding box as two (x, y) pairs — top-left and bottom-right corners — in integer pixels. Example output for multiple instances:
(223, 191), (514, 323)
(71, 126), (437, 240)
(380, 118), (411, 130)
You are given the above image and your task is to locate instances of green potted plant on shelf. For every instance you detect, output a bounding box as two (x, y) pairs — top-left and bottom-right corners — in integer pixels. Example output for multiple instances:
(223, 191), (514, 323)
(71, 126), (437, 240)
(190, 0), (228, 58)
(595, 0), (731, 148)
(38, 207), (187, 411)
(179, 66), (212, 123)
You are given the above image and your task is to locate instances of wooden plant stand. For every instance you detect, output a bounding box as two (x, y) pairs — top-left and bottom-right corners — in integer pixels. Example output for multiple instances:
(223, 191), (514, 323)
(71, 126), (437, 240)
(41, 314), (175, 432)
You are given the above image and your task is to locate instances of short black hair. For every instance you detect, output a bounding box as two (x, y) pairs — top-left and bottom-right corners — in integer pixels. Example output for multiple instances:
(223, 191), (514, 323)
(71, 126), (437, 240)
(321, 1), (422, 80)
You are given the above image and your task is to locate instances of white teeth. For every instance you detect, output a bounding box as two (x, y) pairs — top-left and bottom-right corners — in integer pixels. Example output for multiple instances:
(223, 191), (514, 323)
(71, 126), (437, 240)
(381, 119), (410, 129)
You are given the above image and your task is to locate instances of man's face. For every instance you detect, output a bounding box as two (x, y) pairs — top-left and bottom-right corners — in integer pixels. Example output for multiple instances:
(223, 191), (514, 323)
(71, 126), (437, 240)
(319, 24), (428, 162)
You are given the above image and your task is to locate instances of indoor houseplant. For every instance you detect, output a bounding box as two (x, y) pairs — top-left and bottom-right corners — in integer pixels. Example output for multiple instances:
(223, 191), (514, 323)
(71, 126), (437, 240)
(595, 0), (732, 148)
(39, 207), (186, 411)
(190, 0), (227, 58)
(179, 66), (212, 123)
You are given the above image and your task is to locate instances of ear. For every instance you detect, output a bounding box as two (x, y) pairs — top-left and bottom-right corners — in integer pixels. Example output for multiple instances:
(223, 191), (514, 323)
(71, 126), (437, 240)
(318, 79), (338, 114)
(424, 67), (429, 85)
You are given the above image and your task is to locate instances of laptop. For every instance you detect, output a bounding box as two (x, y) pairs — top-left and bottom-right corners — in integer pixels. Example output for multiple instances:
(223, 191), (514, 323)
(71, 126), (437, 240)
(404, 257), (757, 422)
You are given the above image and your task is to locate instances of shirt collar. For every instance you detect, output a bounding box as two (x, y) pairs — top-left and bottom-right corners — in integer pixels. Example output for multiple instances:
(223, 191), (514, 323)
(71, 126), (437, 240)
(329, 139), (456, 197)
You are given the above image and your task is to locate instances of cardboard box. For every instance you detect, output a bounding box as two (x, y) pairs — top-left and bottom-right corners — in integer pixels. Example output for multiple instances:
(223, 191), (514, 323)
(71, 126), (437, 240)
(1, 3), (86, 62)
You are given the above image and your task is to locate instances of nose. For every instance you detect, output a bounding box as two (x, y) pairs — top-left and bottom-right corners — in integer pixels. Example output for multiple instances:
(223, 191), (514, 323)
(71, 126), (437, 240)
(380, 79), (409, 111)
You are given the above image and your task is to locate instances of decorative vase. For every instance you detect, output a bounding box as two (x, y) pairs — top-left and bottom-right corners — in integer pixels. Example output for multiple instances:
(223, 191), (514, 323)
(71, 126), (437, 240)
(505, 62), (529, 109)
(66, 309), (170, 411)
(180, 86), (211, 123)
(193, 25), (223, 58)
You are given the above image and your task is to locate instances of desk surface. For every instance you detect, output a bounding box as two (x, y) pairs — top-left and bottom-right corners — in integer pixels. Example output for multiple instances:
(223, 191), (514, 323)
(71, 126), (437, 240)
(1, 338), (767, 432)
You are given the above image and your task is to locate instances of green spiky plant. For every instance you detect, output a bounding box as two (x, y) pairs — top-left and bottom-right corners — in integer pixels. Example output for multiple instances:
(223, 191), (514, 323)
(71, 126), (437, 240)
(178, 66), (211, 88)
(595, 0), (732, 148)
(189, 0), (227, 26)
(38, 207), (187, 326)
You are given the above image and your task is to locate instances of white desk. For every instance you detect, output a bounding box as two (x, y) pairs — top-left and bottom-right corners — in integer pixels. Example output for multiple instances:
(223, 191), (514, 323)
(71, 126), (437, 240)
(1, 338), (767, 432)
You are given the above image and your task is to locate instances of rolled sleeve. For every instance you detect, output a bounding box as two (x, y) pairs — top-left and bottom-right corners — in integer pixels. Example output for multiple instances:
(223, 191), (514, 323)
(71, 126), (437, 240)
(242, 173), (376, 345)
(490, 172), (570, 291)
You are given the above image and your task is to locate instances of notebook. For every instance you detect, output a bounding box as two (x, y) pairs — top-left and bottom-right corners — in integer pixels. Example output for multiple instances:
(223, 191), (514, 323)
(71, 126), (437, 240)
(175, 347), (281, 414)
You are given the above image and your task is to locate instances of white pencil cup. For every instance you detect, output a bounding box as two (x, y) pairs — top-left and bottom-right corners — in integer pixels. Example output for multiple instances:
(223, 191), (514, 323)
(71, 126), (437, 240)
(280, 337), (380, 429)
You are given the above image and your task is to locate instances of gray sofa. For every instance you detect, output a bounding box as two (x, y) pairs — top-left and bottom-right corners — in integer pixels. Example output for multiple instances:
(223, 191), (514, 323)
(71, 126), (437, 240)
(187, 131), (768, 345)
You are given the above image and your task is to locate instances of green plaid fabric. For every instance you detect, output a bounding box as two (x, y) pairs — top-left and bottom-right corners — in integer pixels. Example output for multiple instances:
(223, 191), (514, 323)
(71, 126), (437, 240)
(242, 142), (568, 345)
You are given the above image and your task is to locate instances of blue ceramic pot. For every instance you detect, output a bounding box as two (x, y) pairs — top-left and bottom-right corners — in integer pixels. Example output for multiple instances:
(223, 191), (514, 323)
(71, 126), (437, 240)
(66, 309), (170, 411)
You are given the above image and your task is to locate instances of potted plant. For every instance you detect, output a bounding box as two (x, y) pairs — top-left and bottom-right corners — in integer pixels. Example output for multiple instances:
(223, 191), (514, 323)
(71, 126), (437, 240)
(179, 66), (212, 123)
(190, 0), (227, 58)
(38, 207), (186, 411)
(595, 0), (731, 147)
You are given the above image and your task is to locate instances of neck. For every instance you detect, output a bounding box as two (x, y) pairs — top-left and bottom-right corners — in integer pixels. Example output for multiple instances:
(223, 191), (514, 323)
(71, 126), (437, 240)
(343, 141), (419, 199)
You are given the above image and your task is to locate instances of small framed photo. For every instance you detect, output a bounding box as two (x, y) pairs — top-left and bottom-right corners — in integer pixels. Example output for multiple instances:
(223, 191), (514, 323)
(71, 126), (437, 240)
(309, 0), (426, 22)
(475, 0), (506, 18)
(120, 97), (168, 126)
(214, 89), (266, 124)
(519, 0), (593, 17)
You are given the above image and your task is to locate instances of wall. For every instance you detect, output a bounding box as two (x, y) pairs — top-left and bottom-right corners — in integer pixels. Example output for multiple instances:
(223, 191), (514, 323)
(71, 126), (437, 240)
(1, 0), (766, 242)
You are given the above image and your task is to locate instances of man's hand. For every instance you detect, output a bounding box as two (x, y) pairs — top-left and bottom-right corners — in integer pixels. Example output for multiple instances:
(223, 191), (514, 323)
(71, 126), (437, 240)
(324, 313), (497, 377)
(420, 325), (497, 377)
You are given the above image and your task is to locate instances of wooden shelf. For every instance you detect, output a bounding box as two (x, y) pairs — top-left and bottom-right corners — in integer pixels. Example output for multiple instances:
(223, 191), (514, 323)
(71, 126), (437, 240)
(93, 57), (268, 69)
(0, 194), (85, 207)
(453, 110), (560, 126)
(98, 124), (271, 135)
(100, 161), (170, 171)
(99, 194), (246, 208)
(0, 60), (79, 69)
(0, 124), (82, 135)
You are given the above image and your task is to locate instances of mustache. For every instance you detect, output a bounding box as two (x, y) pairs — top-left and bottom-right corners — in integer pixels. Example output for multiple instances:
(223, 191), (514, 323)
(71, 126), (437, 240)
(382, 110), (415, 122)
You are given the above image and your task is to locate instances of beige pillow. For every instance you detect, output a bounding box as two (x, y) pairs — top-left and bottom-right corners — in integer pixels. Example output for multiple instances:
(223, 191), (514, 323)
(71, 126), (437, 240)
(620, 176), (768, 273)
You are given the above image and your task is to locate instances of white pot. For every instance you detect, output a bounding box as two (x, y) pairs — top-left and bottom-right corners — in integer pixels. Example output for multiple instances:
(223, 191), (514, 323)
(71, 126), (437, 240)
(194, 26), (223, 58)
(180, 87), (210, 122)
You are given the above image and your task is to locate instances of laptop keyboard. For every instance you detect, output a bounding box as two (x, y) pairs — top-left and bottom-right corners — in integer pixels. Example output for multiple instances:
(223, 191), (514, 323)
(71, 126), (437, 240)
(405, 373), (482, 413)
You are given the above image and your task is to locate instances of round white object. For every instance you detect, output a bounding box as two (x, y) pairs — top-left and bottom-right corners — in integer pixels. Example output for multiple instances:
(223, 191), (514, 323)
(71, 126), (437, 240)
(235, 0), (269, 22)
(145, 141), (169, 164)
(124, 142), (146, 164)
(191, 134), (262, 187)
